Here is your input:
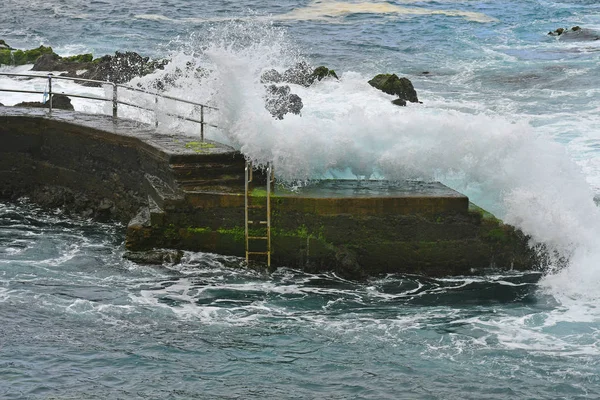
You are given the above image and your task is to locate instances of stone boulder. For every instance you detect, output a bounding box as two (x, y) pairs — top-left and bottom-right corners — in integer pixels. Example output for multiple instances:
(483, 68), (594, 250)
(261, 63), (339, 86)
(123, 249), (184, 265)
(368, 73), (419, 106)
(14, 94), (74, 110)
(31, 50), (166, 86)
(310, 66), (338, 82)
(548, 26), (600, 41)
(0, 45), (54, 66)
(32, 53), (94, 74)
(0, 40), (14, 50)
(260, 69), (283, 84)
(0, 102), (3, 107)
(282, 61), (314, 86)
(76, 51), (167, 86)
(264, 84), (303, 120)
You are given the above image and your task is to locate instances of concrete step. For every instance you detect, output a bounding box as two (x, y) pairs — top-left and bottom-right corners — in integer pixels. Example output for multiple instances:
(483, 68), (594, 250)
(143, 173), (183, 209)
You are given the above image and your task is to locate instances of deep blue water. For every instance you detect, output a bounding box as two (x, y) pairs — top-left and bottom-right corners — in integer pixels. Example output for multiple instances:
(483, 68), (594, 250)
(2, 1), (600, 398)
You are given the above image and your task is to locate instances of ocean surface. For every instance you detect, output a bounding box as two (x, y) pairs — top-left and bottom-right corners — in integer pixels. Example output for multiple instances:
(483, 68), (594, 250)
(2, 0), (600, 398)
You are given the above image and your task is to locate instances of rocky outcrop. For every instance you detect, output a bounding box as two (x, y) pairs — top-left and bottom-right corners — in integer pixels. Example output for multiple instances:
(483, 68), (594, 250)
(259, 63), (337, 119)
(14, 94), (74, 110)
(22, 46), (167, 86)
(368, 74), (419, 106)
(31, 53), (93, 74)
(548, 26), (600, 41)
(0, 44), (54, 66)
(310, 66), (338, 82)
(123, 249), (183, 265)
(0, 102), (3, 107)
(0, 40), (13, 50)
(264, 84), (303, 120)
(75, 51), (167, 86)
(261, 63), (339, 86)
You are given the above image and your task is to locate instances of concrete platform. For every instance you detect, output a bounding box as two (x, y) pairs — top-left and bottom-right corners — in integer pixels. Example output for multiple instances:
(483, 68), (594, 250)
(0, 107), (537, 278)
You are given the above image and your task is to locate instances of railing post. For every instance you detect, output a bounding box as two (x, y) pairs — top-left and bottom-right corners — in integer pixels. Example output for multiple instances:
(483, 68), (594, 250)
(112, 84), (118, 119)
(200, 105), (205, 142)
(47, 74), (53, 114)
(154, 97), (159, 127)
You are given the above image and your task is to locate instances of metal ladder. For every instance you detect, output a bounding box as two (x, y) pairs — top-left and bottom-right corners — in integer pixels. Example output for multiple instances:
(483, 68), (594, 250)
(244, 161), (274, 266)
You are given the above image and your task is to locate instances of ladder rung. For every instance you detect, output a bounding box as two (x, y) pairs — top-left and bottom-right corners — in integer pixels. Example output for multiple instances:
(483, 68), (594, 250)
(247, 220), (268, 224)
(247, 251), (270, 255)
(248, 236), (268, 240)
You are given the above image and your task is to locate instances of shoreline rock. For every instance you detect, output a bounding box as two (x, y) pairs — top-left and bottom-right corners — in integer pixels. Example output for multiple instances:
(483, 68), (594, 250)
(264, 84), (303, 119)
(261, 63), (339, 87)
(1, 40), (167, 86)
(14, 94), (74, 110)
(548, 26), (600, 41)
(0, 44), (54, 67)
(368, 73), (419, 106)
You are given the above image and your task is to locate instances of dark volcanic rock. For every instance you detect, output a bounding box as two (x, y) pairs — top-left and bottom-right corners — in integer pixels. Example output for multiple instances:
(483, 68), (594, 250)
(14, 94), (74, 110)
(80, 51), (166, 85)
(0, 45), (54, 66)
(32, 53), (93, 74)
(282, 61), (313, 86)
(368, 74), (419, 104)
(391, 98), (407, 107)
(261, 69), (283, 84)
(264, 84), (303, 120)
(0, 39), (13, 50)
(549, 26), (600, 41)
(310, 66), (338, 82)
(123, 249), (184, 265)
(548, 27), (565, 36)
(0, 102), (3, 107)
(262, 64), (339, 86)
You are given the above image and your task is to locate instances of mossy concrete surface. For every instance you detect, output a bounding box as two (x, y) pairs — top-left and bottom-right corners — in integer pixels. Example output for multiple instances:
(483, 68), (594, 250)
(0, 108), (538, 278)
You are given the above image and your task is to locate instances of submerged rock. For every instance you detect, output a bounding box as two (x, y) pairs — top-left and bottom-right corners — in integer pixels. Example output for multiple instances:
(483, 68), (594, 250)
(13, 94), (74, 110)
(368, 73), (419, 106)
(548, 26), (600, 41)
(264, 84), (303, 120)
(123, 249), (184, 265)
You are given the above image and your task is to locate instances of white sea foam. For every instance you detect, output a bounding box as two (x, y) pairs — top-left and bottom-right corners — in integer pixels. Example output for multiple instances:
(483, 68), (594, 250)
(143, 21), (600, 306)
(276, 0), (498, 24)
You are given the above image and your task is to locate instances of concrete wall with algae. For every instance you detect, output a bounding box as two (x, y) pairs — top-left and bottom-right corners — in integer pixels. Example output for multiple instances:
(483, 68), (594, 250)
(0, 107), (538, 278)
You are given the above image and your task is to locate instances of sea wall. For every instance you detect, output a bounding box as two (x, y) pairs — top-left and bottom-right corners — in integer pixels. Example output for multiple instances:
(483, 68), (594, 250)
(0, 107), (537, 278)
(0, 108), (174, 221)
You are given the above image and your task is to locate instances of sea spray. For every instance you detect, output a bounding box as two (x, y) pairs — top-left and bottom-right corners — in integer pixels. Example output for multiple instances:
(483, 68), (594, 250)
(132, 20), (600, 297)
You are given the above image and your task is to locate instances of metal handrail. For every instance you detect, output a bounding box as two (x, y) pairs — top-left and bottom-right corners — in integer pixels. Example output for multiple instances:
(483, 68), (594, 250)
(0, 71), (217, 140)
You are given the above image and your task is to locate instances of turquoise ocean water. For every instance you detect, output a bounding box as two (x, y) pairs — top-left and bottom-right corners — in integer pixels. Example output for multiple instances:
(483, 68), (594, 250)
(2, 1), (600, 398)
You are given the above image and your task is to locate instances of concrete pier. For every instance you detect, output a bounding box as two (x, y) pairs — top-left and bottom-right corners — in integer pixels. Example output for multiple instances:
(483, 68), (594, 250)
(0, 107), (536, 278)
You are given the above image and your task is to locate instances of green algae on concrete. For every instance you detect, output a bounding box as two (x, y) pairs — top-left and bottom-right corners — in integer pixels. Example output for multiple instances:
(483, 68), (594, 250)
(0, 108), (538, 278)
(184, 141), (216, 153)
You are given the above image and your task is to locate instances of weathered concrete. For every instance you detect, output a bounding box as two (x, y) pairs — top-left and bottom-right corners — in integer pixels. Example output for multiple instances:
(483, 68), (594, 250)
(0, 107), (538, 278)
